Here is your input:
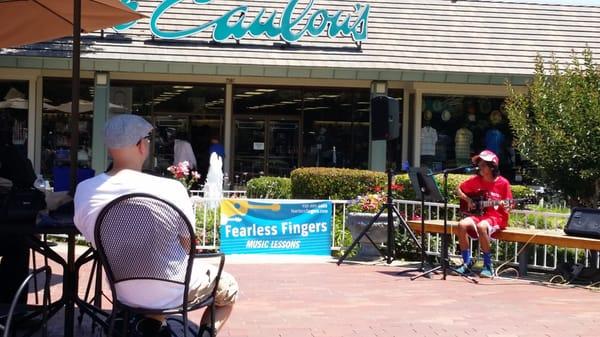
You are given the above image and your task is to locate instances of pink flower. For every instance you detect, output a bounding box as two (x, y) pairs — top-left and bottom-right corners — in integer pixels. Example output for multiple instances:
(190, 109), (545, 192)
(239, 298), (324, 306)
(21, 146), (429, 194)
(167, 161), (202, 191)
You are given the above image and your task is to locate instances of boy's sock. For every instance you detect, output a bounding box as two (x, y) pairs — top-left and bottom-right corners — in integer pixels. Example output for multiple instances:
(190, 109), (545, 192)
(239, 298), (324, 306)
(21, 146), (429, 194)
(483, 252), (492, 267)
(461, 250), (471, 265)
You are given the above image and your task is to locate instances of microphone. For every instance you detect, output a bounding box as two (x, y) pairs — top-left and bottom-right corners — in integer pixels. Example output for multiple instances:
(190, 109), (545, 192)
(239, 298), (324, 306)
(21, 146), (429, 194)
(443, 165), (479, 174)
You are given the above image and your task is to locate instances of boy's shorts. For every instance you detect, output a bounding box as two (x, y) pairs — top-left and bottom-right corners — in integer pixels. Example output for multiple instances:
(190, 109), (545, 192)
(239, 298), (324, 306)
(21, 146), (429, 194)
(464, 215), (503, 240)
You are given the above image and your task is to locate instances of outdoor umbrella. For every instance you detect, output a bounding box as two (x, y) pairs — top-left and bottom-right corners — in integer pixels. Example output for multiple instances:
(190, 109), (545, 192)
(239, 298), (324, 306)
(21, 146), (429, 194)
(0, 0), (144, 194)
(0, 0), (143, 48)
(0, 97), (58, 110)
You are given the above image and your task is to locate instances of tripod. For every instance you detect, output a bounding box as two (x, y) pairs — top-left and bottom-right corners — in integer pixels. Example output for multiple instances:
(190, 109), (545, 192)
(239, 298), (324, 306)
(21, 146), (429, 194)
(410, 170), (478, 283)
(399, 167), (443, 276)
(337, 167), (422, 265)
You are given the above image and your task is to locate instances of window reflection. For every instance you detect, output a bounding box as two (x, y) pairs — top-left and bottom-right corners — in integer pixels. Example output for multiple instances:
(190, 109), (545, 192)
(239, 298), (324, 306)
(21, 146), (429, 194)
(41, 78), (94, 189)
(0, 82), (29, 160)
(233, 86), (371, 179)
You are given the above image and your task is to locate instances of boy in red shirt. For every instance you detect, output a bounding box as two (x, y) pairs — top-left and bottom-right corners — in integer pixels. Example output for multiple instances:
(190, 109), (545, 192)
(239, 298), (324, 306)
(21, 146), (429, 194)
(456, 150), (512, 278)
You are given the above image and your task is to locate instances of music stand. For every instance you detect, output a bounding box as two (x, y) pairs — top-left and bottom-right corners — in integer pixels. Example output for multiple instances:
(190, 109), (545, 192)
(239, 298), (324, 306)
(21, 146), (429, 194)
(405, 167), (444, 274)
(410, 169), (478, 283)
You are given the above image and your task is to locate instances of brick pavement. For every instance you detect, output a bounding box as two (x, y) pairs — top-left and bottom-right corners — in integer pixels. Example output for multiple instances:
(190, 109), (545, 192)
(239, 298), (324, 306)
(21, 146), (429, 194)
(27, 245), (600, 337)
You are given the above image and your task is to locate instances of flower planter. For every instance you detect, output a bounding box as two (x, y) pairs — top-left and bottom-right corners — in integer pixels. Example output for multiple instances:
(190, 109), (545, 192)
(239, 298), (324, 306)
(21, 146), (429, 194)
(346, 212), (397, 259)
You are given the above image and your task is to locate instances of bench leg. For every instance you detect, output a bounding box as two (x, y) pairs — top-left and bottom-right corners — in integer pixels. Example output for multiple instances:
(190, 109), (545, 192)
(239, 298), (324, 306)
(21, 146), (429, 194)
(518, 243), (530, 277)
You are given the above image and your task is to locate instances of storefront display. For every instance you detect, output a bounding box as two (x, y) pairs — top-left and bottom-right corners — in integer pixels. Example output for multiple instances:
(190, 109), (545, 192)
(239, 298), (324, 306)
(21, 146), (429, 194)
(420, 95), (517, 179)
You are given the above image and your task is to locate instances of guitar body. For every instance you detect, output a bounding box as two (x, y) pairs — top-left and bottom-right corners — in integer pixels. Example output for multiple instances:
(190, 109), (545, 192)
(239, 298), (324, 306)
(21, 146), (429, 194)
(460, 191), (532, 216)
(459, 191), (489, 216)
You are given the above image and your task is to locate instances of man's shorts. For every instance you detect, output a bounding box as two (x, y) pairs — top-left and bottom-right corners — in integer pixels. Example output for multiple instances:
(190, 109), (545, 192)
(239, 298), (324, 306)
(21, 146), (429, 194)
(464, 215), (503, 240)
(189, 264), (239, 306)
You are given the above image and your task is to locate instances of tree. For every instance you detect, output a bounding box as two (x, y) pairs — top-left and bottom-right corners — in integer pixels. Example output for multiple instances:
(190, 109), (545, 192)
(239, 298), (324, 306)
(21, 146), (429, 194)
(505, 49), (600, 207)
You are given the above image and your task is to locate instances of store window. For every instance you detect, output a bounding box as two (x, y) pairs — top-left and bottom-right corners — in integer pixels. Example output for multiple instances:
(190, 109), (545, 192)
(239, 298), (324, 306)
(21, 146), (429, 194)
(0, 81), (29, 159)
(110, 81), (225, 180)
(420, 95), (516, 179)
(302, 88), (371, 169)
(41, 78), (94, 190)
(232, 86), (371, 180)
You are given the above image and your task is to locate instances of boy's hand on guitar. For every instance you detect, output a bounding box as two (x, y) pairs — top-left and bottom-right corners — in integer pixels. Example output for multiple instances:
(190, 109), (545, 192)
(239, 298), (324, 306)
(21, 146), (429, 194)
(501, 200), (513, 211)
(466, 197), (476, 211)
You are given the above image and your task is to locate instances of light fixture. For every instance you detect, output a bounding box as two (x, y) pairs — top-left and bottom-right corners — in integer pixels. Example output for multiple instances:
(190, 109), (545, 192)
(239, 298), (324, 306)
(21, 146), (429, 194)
(371, 81), (387, 95)
(95, 72), (109, 86)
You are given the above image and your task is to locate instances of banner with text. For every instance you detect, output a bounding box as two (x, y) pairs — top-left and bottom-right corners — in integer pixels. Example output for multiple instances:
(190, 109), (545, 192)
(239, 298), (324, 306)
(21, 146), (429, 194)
(220, 199), (332, 255)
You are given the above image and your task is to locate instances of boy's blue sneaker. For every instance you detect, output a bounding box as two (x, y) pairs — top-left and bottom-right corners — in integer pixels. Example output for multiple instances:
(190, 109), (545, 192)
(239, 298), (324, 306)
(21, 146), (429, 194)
(454, 261), (474, 275)
(480, 264), (494, 278)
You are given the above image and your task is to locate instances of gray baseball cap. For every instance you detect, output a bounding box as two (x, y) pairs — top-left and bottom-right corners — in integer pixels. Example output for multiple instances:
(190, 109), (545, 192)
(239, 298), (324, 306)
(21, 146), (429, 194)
(104, 114), (153, 149)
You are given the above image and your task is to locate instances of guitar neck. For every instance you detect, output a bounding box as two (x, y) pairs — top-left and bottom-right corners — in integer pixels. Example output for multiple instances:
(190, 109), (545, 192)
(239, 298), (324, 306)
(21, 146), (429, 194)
(478, 199), (512, 208)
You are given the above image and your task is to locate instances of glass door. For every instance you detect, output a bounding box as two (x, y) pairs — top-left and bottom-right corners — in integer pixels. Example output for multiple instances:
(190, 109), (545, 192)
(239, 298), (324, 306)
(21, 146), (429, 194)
(233, 119), (266, 183)
(233, 117), (300, 180)
(267, 120), (299, 176)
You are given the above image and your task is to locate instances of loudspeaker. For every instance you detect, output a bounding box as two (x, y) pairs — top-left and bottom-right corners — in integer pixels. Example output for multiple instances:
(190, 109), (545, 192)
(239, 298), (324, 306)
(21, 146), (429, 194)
(371, 96), (400, 141)
(564, 208), (600, 239)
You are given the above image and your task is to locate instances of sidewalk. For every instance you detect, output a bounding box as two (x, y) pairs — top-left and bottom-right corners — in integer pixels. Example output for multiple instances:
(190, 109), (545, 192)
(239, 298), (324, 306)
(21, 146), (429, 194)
(35, 244), (600, 337)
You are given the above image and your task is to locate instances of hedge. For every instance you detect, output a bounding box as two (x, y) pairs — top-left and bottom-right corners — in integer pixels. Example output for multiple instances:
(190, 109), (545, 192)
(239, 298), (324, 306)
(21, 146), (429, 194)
(246, 176), (292, 199)
(291, 167), (387, 200)
(290, 167), (533, 203)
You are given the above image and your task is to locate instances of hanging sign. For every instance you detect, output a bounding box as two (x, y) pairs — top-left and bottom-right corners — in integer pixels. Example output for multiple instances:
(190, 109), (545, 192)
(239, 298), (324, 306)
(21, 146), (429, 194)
(219, 199), (332, 255)
(116, 0), (370, 43)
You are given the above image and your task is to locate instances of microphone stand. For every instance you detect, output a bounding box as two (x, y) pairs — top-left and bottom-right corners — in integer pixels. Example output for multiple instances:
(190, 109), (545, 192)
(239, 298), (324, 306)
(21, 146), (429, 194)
(411, 168), (478, 283)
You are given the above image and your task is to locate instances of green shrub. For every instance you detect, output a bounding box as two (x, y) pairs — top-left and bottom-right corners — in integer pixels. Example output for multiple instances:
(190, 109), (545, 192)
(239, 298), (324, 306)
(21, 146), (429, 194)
(291, 167), (387, 200)
(511, 184), (536, 199)
(246, 176), (292, 199)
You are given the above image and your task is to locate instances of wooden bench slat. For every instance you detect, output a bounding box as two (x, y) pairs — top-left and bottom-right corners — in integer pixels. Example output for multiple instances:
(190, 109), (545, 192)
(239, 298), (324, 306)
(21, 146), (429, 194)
(407, 220), (600, 251)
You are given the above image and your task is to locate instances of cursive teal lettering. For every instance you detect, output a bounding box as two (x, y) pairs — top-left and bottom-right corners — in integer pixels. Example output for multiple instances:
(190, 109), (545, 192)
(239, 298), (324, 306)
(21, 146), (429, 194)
(117, 0), (369, 43)
(305, 9), (329, 37)
(150, 0), (213, 39)
(211, 6), (249, 41)
(280, 0), (313, 42)
(247, 9), (280, 39)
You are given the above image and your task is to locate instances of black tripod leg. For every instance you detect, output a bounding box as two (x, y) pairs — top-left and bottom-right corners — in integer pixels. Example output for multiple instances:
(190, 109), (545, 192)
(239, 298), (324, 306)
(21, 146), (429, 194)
(337, 206), (388, 265)
(410, 265), (443, 280)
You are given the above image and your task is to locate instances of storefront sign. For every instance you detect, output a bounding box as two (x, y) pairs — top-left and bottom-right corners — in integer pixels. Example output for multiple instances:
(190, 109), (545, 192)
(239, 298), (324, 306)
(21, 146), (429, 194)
(220, 199), (332, 255)
(116, 0), (370, 43)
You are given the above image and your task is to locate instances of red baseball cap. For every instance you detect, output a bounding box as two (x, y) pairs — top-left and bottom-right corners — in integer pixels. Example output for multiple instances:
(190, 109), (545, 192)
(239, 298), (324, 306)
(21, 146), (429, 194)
(472, 150), (499, 166)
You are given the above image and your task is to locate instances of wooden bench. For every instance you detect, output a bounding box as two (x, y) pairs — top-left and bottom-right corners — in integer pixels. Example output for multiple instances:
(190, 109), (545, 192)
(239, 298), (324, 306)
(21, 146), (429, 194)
(407, 220), (600, 275)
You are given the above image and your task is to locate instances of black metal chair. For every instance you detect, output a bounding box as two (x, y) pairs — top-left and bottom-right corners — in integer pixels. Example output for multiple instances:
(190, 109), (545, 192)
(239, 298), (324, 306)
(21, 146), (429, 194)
(0, 265), (51, 337)
(94, 193), (224, 337)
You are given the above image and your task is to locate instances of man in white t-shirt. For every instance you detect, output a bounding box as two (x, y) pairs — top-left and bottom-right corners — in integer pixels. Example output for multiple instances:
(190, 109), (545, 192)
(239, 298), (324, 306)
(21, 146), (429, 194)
(74, 115), (237, 337)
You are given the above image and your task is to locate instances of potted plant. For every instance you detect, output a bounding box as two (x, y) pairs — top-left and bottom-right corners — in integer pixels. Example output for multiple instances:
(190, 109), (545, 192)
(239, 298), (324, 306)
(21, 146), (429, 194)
(347, 183), (404, 259)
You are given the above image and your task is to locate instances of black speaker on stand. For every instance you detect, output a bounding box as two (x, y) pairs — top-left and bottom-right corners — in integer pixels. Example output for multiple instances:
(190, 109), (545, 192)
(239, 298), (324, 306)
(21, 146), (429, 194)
(371, 95), (400, 141)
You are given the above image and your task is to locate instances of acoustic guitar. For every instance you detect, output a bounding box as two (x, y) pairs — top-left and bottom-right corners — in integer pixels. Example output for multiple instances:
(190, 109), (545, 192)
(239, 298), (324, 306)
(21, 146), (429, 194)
(459, 191), (532, 216)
